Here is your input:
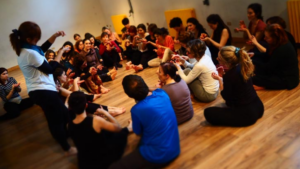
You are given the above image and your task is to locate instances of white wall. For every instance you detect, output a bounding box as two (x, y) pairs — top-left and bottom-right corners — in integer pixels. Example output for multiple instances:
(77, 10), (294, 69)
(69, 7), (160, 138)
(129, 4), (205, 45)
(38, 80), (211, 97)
(0, 0), (107, 69)
(98, 0), (290, 37)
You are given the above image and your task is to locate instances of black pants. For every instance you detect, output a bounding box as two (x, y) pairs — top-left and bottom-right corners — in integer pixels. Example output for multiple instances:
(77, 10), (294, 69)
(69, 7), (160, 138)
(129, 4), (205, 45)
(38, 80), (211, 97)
(102, 51), (120, 69)
(97, 68), (112, 83)
(29, 90), (70, 151)
(0, 98), (34, 120)
(80, 128), (129, 169)
(204, 98), (264, 127)
(140, 51), (157, 69)
(109, 148), (176, 169)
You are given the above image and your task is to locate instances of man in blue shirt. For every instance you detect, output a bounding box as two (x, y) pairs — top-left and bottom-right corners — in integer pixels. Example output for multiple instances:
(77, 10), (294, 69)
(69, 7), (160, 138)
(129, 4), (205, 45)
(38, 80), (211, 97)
(110, 75), (180, 169)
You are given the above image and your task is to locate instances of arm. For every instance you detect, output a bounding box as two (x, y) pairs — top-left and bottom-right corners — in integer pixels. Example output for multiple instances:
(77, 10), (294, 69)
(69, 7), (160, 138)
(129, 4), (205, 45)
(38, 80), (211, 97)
(5, 84), (19, 100)
(254, 31), (264, 42)
(205, 29), (229, 49)
(94, 109), (122, 132)
(111, 41), (121, 53)
(47, 31), (66, 44)
(212, 73), (223, 91)
(250, 35), (266, 53)
(176, 63), (202, 84)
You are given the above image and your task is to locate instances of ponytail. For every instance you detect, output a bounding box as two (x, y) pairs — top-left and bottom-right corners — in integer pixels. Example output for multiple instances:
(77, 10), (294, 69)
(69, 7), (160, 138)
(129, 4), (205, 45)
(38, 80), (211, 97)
(9, 30), (22, 56)
(236, 47), (254, 81)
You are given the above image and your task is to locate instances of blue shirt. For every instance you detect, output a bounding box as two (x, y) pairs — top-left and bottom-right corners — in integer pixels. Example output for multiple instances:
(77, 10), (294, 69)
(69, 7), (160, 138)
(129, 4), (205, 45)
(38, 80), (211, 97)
(131, 89), (180, 163)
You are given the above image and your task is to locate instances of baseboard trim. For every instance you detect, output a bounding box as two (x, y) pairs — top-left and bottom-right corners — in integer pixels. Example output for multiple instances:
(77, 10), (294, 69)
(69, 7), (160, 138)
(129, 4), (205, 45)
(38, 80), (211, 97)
(8, 65), (20, 72)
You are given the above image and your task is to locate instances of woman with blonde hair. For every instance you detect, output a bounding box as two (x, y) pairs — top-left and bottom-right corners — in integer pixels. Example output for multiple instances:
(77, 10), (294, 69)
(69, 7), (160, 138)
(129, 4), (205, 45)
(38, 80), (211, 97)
(204, 46), (264, 127)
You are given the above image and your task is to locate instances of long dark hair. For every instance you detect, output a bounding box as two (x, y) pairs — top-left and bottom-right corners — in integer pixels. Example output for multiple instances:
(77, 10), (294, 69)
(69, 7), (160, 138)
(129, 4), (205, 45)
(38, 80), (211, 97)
(128, 26), (137, 42)
(187, 18), (206, 37)
(160, 62), (181, 82)
(207, 14), (232, 44)
(62, 41), (75, 61)
(0, 67), (8, 85)
(9, 21), (41, 56)
(75, 40), (83, 53)
(265, 24), (288, 55)
(248, 3), (263, 21)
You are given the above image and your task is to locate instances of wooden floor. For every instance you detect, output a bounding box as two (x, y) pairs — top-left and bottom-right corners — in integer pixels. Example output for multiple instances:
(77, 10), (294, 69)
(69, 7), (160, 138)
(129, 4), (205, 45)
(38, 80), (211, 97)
(1, 49), (300, 169)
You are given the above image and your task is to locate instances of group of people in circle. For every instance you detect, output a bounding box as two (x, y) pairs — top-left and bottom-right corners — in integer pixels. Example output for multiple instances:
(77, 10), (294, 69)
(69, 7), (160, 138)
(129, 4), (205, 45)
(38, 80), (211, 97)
(1, 2), (298, 169)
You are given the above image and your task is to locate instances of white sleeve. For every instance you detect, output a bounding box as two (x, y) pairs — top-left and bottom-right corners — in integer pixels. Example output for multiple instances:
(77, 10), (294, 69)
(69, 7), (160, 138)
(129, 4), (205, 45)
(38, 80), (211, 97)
(205, 47), (211, 57)
(27, 51), (45, 68)
(178, 63), (203, 84)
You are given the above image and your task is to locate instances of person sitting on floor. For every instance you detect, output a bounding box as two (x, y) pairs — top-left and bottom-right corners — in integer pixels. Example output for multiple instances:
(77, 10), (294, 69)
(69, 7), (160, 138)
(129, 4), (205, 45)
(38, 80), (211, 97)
(156, 62), (194, 125)
(109, 75), (180, 169)
(173, 39), (219, 102)
(85, 67), (110, 94)
(68, 91), (130, 169)
(204, 46), (264, 127)
(0, 67), (34, 120)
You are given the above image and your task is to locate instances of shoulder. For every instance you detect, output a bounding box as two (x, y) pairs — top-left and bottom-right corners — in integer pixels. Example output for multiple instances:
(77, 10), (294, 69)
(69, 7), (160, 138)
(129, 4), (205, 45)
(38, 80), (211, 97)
(222, 28), (229, 34)
(257, 20), (266, 30)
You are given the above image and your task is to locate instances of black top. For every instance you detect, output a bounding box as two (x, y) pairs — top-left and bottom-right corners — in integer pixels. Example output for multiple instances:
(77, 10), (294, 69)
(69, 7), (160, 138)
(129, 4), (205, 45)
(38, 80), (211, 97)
(285, 30), (297, 54)
(146, 35), (157, 55)
(69, 116), (110, 168)
(221, 64), (259, 107)
(209, 28), (232, 65)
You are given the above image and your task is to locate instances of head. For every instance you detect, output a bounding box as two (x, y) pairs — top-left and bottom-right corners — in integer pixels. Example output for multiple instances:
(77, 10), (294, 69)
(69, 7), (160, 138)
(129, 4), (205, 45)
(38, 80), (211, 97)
(170, 17), (183, 32)
(122, 75), (149, 101)
(178, 31), (195, 48)
(247, 3), (263, 21)
(45, 50), (56, 60)
(10, 21), (42, 56)
(187, 18), (205, 33)
(73, 33), (81, 41)
(53, 68), (67, 84)
(264, 24), (288, 53)
(102, 27), (112, 35)
(148, 23), (158, 36)
(122, 18), (130, 28)
(100, 32), (109, 43)
(83, 39), (91, 51)
(207, 14), (224, 30)
(0, 68), (8, 84)
(75, 40), (84, 52)
(68, 91), (87, 115)
(153, 28), (169, 41)
(137, 24), (146, 36)
(266, 16), (286, 29)
(158, 62), (181, 84)
(128, 26), (137, 37)
(84, 33), (94, 40)
(218, 46), (254, 81)
(62, 41), (74, 54)
(186, 39), (206, 60)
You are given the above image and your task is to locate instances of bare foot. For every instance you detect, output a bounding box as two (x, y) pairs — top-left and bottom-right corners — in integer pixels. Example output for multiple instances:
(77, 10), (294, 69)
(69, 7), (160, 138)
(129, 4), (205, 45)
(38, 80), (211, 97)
(101, 86), (110, 94)
(108, 107), (126, 116)
(133, 65), (143, 72)
(93, 94), (102, 101)
(127, 120), (133, 132)
(110, 71), (117, 80)
(65, 147), (77, 156)
(126, 61), (132, 70)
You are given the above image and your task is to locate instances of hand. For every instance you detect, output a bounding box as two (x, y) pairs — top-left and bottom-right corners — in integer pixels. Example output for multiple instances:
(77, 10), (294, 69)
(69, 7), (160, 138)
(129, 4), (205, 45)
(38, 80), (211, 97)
(66, 68), (72, 76)
(200, 33), (208, 40)
(174, 40), (180, 44)
(250, 35), (258, 45)
(55, 31), (66, 37)
(62, 46), (71, 52)
(134, 35), (140, 40)
(73, 77), (80, 83)
(211, 72), (221, 80)
(155, 80), (162, 88)
(153, 49), (158, 53)
(12, 83), (20, 89)
(97, 65), (103, 70)
(172, 55), (185, 65)
(217, 66), (225, 77)
(235, 20), (247, 32)
(246, 40), (253, 45)
(201, 37), (210, 42)
(248, 52), (254, 58)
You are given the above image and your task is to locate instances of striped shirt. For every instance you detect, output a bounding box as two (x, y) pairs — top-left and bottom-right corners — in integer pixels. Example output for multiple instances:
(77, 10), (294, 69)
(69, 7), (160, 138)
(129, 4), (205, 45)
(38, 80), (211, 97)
(0, 77), (20, 102)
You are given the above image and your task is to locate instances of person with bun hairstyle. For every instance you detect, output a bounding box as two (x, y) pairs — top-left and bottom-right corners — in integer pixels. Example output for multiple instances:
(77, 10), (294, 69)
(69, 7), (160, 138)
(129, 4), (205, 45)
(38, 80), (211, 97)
(9, 21), (77, 155)
(156, 62), (194, 124)
(147, 28), (175, 67)
(204, 46), (264, 126)
(250, 24), (299, 90)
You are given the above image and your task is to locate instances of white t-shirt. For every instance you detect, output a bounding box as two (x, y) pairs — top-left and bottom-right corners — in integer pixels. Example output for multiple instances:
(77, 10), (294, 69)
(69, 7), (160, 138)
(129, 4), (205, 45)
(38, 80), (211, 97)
(178, 54), (219, 94)
(17, 48), (57, 93)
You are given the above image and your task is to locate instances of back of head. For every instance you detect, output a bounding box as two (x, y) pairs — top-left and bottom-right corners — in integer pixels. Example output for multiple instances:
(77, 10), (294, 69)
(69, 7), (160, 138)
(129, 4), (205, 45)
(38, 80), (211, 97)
(148, 23), (158, 33)
(160, 62), (181, 82)
(220, 46), (254, 81)
(248, 3), (263, 20)
(10, 21), (41, 56)
(122, 75), (149, 101)
(266, 16), (286, 29)
(68, 91), (87, 115)
(186, 39), (206, 59)
(265, 24), (288, 51)
(170, 17), (183, 28)
(122, 18), (129, 25)
(53, 67), (64, 82)
(178, 31), (195, 44)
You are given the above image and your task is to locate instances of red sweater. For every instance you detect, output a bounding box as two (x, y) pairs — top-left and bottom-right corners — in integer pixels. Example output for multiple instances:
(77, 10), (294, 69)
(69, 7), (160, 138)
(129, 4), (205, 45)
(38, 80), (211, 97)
(156, 35), (175, 59)
(99, 41), (121, 55)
